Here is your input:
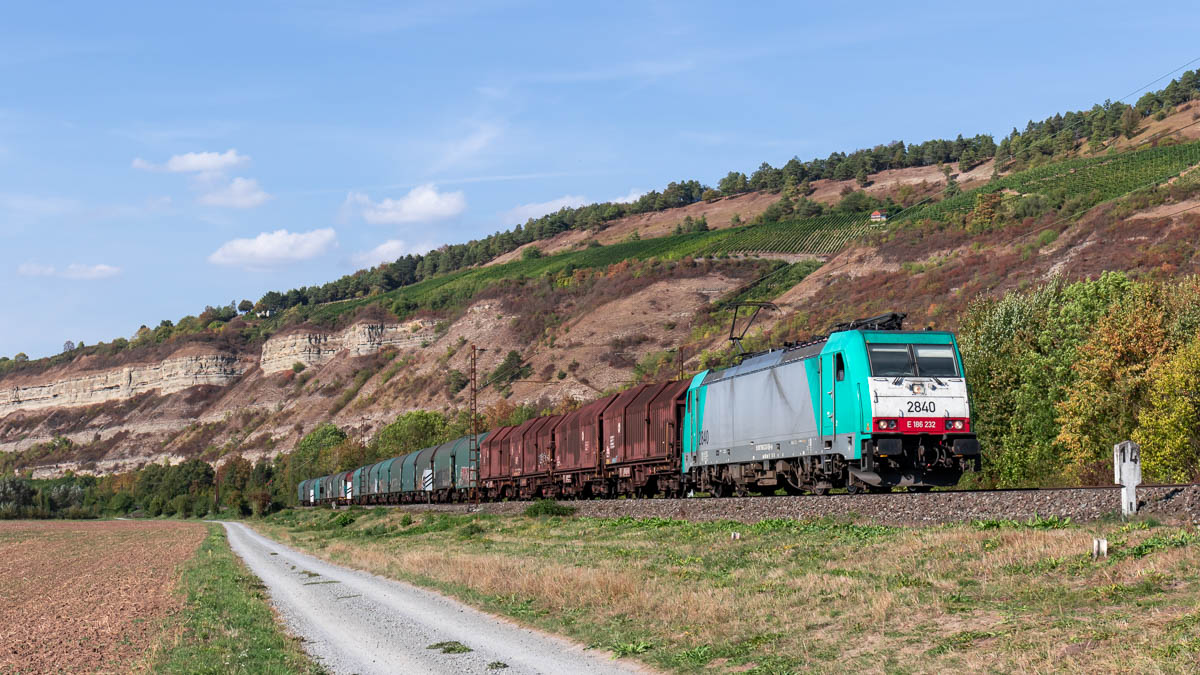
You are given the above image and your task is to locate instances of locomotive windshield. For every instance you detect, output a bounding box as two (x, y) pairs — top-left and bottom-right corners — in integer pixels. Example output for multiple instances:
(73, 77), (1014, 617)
(867, 345), (915, 376)
(913, 345), (959, 377)
(868, 343), (960, 377)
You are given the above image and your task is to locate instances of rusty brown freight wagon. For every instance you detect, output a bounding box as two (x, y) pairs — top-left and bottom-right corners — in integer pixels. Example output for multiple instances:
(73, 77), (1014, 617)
(614, 380), (690, 495)
(553, 393), (619, 497)
(514, 415), (562, 498)
(481, 425), (518, 499)
(508, 418), (541, 478)
(600, 384), (652, 466)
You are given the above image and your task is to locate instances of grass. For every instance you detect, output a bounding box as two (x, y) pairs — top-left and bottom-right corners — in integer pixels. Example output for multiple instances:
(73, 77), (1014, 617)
(256, 508), (1200, 673)
(427, 640), (473, 654)
(145, 524), (323, 674)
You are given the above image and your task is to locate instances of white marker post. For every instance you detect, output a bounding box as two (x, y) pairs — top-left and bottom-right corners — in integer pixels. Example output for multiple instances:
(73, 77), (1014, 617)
(1114, 440), (1141, 517)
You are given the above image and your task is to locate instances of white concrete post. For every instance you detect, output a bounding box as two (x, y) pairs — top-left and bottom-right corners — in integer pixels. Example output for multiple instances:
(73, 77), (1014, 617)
(1114, 440), (1141, 517)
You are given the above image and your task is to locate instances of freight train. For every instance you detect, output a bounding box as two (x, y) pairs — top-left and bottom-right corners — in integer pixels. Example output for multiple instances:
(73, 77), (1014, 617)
(298, 313), (980, 505)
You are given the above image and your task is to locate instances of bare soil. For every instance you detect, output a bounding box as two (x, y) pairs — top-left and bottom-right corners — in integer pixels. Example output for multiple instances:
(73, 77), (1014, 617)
(0, 520), (207, 674)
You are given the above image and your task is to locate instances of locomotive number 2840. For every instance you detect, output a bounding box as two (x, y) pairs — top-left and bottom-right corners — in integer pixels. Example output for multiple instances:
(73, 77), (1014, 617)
(906, 400), (936, 414)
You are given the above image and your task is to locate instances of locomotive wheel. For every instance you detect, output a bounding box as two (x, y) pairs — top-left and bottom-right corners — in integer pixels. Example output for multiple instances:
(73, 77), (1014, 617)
(846, 483), (864, 495)
(810, 485), (828, 496)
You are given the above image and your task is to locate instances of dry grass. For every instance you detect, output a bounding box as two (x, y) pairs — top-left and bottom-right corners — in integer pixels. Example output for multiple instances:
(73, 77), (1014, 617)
(257, 509), (1200, 673)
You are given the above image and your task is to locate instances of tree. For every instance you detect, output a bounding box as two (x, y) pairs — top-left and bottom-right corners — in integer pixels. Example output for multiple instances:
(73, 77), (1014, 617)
(373, 411), (449, 458)
(1132, 337), (1200, 482)
(855, 167), (870, 187)
(238, 299), (254, 313)
(13, 353), (27, 363)
(717, 171), (749, 196)
(521, 246), (543, 261)
(489, 350), (531, 386)
(1121, 106), (1141, 139)
(62, 341), (75, 353)
(445, 369), (469, 395)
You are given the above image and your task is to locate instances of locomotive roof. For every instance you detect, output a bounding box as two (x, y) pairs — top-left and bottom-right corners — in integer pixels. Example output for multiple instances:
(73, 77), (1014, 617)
(699, 328), (960, 386)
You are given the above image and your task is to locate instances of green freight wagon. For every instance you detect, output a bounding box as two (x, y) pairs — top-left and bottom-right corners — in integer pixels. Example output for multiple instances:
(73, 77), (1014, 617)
(432, 433), (489, 495)
(415, 444), (439, 496)
(401, 450), (422, 495)
(381, 456), (403, 499)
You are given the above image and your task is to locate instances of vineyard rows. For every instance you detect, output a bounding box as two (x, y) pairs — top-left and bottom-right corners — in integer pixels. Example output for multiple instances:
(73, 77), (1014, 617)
(905, 140), (1200, 223)
(699, 215), (877, 256)
(698, 140), (1200, 257)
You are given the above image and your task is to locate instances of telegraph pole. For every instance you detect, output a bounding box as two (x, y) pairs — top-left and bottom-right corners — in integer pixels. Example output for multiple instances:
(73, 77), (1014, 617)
(469, 345), (486, 508)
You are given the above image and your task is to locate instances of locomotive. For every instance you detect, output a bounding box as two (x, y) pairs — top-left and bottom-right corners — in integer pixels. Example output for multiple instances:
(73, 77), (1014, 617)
(299, 313), (979, 505)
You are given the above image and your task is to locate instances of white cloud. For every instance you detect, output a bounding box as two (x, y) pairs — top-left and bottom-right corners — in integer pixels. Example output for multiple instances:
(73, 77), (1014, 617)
(351, 239), (434, 268)
(502, 194), (587, 224)
(132, 149), (250, 173)
(208, 228), (337, 267)
(17, 262), (119, 279)
(199, 177), (271, 208)
(62, 264), (120, 280)
(431, 123), (501, 172)
(346, 184), (466, 224)
(611, 188), (646, 204)
(17, 263), (55, 277)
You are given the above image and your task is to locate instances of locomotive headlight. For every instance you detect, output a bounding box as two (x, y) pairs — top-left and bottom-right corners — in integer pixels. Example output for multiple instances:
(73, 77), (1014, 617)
(945, 419), (964, 430)
(910, 383), (925, 395)
(877, 419), (898, 430)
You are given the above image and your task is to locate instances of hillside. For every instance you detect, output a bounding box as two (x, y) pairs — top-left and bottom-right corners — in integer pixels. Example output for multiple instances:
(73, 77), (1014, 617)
(6, 76), (1200, 481)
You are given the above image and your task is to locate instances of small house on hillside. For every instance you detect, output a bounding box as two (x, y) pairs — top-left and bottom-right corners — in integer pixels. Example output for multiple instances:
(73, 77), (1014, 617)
(870, 210), (888, 222)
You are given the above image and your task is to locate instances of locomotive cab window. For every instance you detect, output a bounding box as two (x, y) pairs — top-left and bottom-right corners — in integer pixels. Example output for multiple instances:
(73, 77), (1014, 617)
(835, 353), (845, 381)
(868, 343), (960, 378)
(867, 345), (915, 377)
(913, 345), (959, 377)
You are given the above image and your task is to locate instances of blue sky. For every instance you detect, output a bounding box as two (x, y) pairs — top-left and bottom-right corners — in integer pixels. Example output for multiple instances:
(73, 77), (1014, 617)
(3, 1), (1199, 359)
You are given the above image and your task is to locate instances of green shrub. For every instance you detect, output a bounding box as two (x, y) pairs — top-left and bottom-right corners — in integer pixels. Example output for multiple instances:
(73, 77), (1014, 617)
(107, 492), (134, 514)
(170, 494), (192, 518)
(524, 499), (575, 518)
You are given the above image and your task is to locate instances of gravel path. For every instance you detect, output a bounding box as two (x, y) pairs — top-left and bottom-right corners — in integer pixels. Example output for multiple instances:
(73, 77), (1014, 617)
(220, 521), (647, 675)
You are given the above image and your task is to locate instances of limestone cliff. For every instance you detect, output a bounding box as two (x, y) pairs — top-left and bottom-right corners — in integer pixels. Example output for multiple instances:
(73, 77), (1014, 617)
(259, 320), (437, 373)
(0, 353), (248, 415)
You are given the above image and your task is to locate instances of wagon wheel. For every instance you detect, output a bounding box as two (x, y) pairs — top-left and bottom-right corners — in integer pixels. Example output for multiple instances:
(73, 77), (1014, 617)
(846, 483), (865, 496)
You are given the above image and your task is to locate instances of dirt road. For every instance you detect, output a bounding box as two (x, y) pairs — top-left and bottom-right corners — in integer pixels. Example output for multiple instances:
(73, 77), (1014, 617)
(220, 521), (647, 675)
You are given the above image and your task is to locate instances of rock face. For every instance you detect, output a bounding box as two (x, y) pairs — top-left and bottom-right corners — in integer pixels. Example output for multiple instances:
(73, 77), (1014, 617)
(259, 321), (436, 373)
(0, 354), (246, 415)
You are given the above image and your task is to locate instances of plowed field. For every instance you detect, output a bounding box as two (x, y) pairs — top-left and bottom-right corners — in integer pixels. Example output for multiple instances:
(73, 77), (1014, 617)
(0, 520), (206, 674)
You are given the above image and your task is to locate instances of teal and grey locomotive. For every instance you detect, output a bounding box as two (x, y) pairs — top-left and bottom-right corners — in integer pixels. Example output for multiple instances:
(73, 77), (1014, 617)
(682, 313), (979, 496)
(300, 313), (979, 505)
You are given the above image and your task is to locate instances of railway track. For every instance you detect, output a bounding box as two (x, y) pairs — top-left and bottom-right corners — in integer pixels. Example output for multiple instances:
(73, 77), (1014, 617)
(348, 483), (1200, 527)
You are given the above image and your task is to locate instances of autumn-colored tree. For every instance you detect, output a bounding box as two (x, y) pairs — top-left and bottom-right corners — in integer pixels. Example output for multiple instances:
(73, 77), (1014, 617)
(1132, 336), (1200, 482)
